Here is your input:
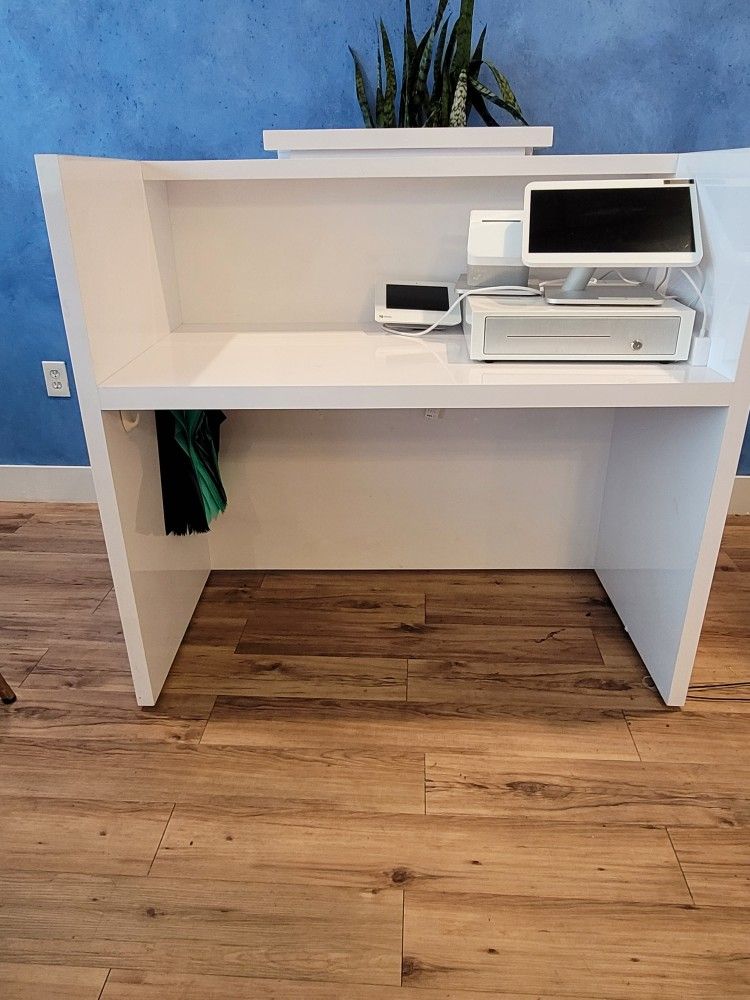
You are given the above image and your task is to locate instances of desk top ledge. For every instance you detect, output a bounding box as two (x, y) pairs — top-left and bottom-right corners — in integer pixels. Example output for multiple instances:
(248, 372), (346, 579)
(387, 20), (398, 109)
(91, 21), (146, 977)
(97, 327), (731, 411)
(139, 152), (677, 182)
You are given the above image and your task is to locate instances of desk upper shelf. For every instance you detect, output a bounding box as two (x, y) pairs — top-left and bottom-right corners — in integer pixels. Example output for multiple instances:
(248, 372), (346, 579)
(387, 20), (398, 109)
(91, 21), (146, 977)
(97, 327), (732, 410)
(140, 152), (677, 182)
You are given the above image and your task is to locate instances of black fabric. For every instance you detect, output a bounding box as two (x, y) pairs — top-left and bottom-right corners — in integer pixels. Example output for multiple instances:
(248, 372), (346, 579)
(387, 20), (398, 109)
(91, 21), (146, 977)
(155, 410), (227, 535)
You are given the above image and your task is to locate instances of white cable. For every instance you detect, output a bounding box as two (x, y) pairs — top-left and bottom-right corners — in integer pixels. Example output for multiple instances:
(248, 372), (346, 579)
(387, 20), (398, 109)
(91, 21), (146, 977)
(659, 266), (707, 338)
(379, 284), (541, 338)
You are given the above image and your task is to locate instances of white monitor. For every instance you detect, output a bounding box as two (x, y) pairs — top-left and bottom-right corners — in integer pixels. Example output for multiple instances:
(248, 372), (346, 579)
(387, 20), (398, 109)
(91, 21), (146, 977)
(522, 178), (702, 304)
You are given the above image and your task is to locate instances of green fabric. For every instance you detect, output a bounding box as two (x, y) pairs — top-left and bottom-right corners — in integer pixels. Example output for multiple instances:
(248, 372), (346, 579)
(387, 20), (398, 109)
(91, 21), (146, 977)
(170, 410), (227, 526)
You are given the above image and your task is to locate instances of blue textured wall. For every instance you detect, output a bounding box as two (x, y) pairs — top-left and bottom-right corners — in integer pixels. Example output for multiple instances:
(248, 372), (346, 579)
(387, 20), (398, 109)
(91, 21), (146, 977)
(2, 0), (749, 468)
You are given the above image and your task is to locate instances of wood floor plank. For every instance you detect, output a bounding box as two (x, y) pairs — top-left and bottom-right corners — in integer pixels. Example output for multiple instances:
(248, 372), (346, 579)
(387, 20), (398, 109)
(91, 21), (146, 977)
(260, 568), (612, 598)
(0, 690), (216, 745)
(426, 752), (750, 827)
(102, 968), (606, 999)
(1, 796), (172, 876)
(0, 610), (124, 646)
(668, 826), (750, 906)
(626, 710), (750, 765)
(205, 569), (265, 588)
(687, 680), (750, 714)
(402, 892), (750, 997)
(689, 632), (747, 686)
(164, 647), (407, 700)
(722, 521), (750, 570)
(407, 649), (659, 709)
(0, 549), (112, 586)
(0, 639), (48, 687)
(0, 506), (35, 534)
(223, 590), (425, 623)
(238, 611), (601, 661)
(181, 614), (247, 648)
(0, 873), (403, 986)
(424, 573), (620, 628)
(152, 808), (689, 904)
(0, 962), (108, 1000)
(20, 640), (133, 692)
(702, 574), (750, 631)
(201, 696), (639, 760)
(0, 741), (425, 813)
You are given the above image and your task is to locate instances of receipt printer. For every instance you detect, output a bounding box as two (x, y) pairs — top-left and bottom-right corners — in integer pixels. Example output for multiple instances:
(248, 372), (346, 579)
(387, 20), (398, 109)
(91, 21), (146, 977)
(467, 209), (529, 289)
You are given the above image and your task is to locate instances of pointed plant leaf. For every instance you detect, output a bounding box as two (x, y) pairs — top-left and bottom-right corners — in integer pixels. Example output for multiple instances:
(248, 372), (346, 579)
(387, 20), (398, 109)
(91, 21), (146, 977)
(452, 0), (475, 80)
(415, 25), (436, 109)
(349, 47), (374, 127)
(468, 75), (524, 123)
(405, 0), (417, 61)
(449, 67), (468, 126)
(483, 60), (527, 122)
(470, 24), (486, 71)
(379, 20), (397, 126)
(468, 87), (498, 126)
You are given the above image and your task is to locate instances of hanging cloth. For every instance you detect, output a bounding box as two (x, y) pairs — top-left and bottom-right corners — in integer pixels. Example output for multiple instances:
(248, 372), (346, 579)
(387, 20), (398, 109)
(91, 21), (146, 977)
(155, 410), (227, 535)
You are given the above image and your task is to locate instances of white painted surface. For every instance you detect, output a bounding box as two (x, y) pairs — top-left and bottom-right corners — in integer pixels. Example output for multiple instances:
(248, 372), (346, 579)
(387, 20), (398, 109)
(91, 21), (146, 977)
(97, 328), (731, 411)
(140, 152), (677, 182)
(595, 147), (750, 705)
(49, 156), (172, 383)
(730, 476), (750, 514)
(36, 155), (208, 707)
(208, 409), (612, 570)
(36, 146), (750, 707)
(0, 465), (95, 502)
(101, 411), (210, 703)
(595, 407), (728, 705)
(263, 126), (553, 156)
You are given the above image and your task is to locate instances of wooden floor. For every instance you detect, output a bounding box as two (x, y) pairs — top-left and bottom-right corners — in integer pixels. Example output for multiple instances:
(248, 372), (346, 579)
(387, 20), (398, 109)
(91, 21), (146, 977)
(1, 503), (750, 1000)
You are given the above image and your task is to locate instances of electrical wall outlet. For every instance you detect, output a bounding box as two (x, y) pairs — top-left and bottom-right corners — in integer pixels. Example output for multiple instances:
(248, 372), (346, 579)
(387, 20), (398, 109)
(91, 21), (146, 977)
(42, 360), (71, 397)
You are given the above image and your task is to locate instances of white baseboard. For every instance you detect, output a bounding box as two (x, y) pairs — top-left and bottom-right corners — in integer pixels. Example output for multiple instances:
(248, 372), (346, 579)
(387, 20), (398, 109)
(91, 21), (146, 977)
(0, 465), (96, 503)
(729, 476), (750, 515)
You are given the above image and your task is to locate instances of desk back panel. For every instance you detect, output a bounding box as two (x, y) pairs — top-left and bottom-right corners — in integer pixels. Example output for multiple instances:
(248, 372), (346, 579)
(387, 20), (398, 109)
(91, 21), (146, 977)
(207, 408), (613, 570)
(165, 177), (528, 327)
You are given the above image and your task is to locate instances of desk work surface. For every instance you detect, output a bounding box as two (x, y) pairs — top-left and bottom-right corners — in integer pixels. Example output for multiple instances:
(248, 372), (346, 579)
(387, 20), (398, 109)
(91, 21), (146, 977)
(97, 327), (732, 410)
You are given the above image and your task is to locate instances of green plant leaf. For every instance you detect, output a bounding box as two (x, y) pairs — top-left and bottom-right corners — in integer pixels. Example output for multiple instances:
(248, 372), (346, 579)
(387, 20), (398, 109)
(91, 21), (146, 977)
(432, 16), (450, 84)
(451, 0), (475, 81)
(468, 75), (522, 123)
(433, 0), (450, 33)
(468, 86), (498, 126)
(469, 24), (486, 72)
(449, 67), (468, 126)
(348, 47), (374, 128)
(379, 21), (397, 126)
(415, 25), (436, 112)
(375, 43), (385, 127)
(436, 17), (458, 124)
(483, 60), (527, 123)
(404, 0), (417, 63)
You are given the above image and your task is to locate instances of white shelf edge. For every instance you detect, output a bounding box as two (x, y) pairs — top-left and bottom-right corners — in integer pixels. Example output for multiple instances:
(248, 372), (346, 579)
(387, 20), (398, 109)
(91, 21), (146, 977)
(140, 152), (678, 182)
(263, 125), (554, 153)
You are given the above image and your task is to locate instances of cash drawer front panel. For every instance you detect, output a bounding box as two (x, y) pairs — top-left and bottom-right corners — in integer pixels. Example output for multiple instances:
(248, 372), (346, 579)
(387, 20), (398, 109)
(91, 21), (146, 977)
(483, 315), (681, 356)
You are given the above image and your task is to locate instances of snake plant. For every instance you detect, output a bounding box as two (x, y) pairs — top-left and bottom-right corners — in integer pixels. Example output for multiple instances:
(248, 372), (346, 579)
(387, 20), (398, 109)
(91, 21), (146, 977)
(349, 0), (527, 128)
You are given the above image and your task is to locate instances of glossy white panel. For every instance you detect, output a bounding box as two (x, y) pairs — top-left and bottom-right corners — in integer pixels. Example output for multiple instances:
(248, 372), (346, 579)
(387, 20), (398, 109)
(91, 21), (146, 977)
(208, 408), (612, 570)
(596, 407), (727, 705)
(54, 156), (171, 382)
(140, 152), (676, 181)
(97, 328), (732, 411)
(101, 411), (209, 704)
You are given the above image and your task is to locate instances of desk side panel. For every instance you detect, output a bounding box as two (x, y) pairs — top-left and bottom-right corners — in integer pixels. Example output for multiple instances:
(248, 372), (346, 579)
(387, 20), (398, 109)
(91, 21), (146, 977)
(36, 155), (208, 705)
(595, 407), (728, 705)
(57, 156), (173, 382)
(101, 411), (209, 704)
